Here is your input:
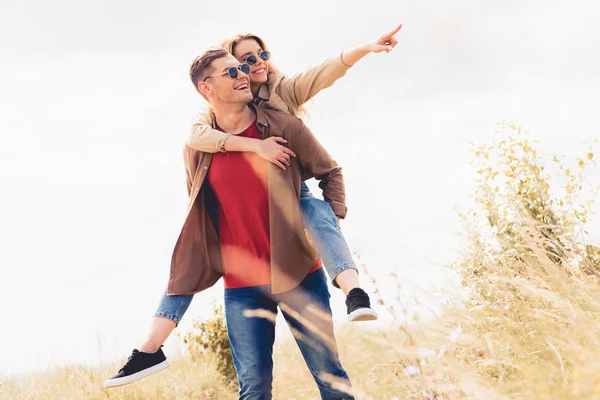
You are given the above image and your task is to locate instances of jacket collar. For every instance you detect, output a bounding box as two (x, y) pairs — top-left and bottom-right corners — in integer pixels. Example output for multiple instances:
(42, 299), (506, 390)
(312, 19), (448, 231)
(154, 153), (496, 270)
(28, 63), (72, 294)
(209, 102), (269, 131)
(251, 102), (269, 129)
(256, 83), (270, 103)
(255, 71), (281, 103)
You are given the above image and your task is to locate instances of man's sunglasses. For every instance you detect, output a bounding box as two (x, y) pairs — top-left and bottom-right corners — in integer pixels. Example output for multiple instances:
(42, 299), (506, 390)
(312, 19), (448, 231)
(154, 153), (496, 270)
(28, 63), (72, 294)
(245, 50), (271, 65)
(203, 63), (251, 82)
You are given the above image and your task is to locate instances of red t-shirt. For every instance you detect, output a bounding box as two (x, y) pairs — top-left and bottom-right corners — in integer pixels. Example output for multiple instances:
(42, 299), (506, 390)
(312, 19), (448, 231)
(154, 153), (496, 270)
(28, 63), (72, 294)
(207, 118), (320, 288)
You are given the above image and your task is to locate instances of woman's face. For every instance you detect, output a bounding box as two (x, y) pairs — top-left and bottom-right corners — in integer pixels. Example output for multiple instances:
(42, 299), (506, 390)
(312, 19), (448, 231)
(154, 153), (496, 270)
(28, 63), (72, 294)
(233, 39), (269, 85)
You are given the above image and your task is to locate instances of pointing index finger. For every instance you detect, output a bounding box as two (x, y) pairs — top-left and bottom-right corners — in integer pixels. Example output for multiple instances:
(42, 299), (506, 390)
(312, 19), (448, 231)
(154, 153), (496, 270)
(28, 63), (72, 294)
(385, 24), (403, 38)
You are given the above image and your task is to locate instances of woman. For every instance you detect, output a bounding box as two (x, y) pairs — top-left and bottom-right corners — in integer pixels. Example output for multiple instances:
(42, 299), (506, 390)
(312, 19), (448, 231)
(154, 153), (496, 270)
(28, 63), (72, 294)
(104, 25), (401, 389)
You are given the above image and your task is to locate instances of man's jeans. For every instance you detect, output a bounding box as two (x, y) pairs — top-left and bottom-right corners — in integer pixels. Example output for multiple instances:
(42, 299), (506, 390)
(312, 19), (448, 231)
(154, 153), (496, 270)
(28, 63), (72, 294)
(224, 268), (353, 400)
(154, 182), (357, 325)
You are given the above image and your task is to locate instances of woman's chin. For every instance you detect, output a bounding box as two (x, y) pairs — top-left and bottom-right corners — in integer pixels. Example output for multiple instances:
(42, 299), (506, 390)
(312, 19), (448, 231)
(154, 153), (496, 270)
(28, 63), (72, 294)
(250, 72), (268, 84)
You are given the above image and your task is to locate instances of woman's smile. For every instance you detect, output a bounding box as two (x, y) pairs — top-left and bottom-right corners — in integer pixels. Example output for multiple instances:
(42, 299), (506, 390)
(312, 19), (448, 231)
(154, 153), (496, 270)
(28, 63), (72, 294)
(251, 67), (266, 78)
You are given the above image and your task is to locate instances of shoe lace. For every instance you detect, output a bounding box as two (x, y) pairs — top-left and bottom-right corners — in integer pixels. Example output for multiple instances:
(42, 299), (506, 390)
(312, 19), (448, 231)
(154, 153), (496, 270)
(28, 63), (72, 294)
(119, 350), (140, 373)
(348, 290), (371, 308)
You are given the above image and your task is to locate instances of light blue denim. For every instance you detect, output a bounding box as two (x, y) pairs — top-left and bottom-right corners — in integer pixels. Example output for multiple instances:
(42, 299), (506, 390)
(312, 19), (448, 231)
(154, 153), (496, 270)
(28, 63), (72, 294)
(154, 287), (193, 326)
(299, 181), (358, 288)
(224, 268), (353, 400)
(154, 181), (357, 325)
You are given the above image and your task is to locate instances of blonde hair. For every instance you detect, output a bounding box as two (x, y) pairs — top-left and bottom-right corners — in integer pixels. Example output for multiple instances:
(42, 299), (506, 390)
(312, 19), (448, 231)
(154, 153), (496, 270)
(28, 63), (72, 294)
(222, 33), (308, 118)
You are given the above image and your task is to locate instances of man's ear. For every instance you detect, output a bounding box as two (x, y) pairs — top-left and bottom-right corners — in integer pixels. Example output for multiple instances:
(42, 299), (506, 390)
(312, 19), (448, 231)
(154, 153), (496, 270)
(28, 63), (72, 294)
(198, 81), (211, 97)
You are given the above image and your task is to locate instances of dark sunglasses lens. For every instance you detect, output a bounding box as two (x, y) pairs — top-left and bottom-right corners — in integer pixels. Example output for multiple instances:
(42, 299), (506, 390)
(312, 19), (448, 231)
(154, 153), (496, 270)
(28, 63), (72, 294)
(246, 55), (257, 65)
(240, 63), (251, 75)
(227, 66), (239, 79)
(260, 50), (271, 61)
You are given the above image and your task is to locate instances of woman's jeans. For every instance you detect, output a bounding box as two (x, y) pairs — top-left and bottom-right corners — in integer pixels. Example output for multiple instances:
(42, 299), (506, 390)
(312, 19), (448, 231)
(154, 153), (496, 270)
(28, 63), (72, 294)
(225, 268), (353, 400)
(154, 182), (358, 325)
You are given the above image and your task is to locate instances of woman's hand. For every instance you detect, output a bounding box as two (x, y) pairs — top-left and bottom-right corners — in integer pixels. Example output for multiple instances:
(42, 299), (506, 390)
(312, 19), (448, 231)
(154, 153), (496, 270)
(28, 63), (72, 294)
(341, 24), (402, 66)
(368, 24), (402, 53)
(256, 136), (296, 170)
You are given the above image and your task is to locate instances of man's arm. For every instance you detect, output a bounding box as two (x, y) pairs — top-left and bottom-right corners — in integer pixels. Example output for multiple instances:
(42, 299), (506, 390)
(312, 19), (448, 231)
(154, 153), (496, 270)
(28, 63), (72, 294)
(292, 121), (347, 219)
(276, 24), (402, 110)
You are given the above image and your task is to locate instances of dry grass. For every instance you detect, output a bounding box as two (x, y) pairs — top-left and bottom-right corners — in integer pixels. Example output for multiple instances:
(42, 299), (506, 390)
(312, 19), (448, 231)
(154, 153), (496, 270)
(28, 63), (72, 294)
(4, 240), (600, 399)
(0, 356), (236, 400)
(1, 326), (429, 400)
(4, 126), (600, 399)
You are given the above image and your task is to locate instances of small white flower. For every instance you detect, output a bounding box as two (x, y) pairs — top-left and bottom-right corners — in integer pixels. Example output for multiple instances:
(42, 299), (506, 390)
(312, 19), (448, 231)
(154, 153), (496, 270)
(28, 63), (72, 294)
(450, 324), (463, 343)
(404, 365), (420, 377)
(438, 345), (447, 359)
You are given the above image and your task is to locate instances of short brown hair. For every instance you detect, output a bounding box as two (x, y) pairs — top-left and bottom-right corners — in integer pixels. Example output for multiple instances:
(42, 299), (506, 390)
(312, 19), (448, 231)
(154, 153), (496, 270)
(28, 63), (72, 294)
(189, 47), (230, 94)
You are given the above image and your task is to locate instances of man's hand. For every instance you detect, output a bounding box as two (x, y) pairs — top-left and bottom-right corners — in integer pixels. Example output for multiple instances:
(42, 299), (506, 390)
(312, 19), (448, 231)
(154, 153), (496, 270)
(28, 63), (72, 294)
(368, 24), (402, 53)
(255, 137), (296, 170)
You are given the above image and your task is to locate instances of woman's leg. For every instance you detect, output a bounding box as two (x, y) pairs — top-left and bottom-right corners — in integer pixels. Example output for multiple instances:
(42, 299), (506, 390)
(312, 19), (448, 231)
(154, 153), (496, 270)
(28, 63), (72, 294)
(300, 182), (377, 321)
(224, 285), (278, 400)
(139, 317), (176, 353)
(333, 269), (360, 296)
(300, 183), (358, 290)
(104, 289), (193, 388)
(139, 289), (194, 351)
(277, 268), (354, 400)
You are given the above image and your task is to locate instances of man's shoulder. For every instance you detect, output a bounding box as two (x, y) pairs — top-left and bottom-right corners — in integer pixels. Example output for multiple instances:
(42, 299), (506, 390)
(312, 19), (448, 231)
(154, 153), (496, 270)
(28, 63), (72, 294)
(183, 143), (197, 156)
(182, 144), (206, 165)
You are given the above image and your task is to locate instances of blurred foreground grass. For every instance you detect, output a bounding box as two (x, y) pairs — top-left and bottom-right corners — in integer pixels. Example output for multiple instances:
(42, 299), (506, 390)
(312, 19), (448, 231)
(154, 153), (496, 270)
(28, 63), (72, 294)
(1, 326), (415, 400)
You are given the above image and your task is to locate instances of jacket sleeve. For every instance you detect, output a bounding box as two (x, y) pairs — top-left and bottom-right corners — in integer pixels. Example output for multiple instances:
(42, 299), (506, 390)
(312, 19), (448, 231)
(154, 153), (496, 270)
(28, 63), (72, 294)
(292, 121), (347, 219)
(183, 146), (193, 198)
(275, 52), (350, 110)
(187, 104), (230, 153)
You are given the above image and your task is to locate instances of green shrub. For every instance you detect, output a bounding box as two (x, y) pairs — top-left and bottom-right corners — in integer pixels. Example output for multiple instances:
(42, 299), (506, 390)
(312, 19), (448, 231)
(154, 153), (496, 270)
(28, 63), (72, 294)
(179, 302), (237, 385)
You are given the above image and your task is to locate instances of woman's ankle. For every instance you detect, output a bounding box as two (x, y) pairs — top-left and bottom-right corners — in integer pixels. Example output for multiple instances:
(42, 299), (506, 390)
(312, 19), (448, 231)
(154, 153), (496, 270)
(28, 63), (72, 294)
(335, 269), (361, 295)
(139, 342), (161, 353)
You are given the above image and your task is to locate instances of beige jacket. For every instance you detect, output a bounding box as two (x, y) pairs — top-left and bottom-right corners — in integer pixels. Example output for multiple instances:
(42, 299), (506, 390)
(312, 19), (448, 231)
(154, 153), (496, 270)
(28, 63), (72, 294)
(188, 52), (351, 152)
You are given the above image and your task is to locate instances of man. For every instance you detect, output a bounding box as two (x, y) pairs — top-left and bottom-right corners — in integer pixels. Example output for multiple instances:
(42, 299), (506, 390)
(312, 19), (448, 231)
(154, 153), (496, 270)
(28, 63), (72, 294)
(176, 48), (352, 399)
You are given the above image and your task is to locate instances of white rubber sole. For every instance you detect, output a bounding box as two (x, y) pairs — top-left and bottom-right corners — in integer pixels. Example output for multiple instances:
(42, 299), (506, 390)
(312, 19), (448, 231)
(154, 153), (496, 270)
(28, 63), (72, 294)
(104, 359), (170, 388)
(348, 308), (379, 322)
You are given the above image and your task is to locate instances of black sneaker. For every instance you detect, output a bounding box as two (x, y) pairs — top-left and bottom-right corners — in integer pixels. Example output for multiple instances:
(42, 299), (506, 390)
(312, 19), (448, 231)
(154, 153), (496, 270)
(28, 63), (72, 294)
(345, 288), (378, 322)
(104, 346), (170, 388)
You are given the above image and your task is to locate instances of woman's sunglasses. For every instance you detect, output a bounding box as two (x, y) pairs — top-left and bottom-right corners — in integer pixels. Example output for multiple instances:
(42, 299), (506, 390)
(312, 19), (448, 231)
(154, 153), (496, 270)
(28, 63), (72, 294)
(203, 63), (251, 82)
(245, 50), (271, 66)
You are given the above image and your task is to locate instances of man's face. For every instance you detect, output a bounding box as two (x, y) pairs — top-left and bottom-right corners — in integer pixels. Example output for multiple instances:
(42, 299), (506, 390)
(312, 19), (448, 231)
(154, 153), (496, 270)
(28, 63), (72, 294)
(203, 54), (253, 105)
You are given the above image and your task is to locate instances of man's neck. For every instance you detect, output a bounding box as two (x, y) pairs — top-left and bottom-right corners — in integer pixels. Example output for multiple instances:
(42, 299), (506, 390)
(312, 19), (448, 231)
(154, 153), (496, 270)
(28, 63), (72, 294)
(212, 102), (255, 134)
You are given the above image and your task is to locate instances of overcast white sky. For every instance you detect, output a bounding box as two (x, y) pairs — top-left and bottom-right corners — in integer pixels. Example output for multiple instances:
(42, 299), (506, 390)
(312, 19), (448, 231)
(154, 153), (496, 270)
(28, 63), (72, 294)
(1, 0), (599, 378)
